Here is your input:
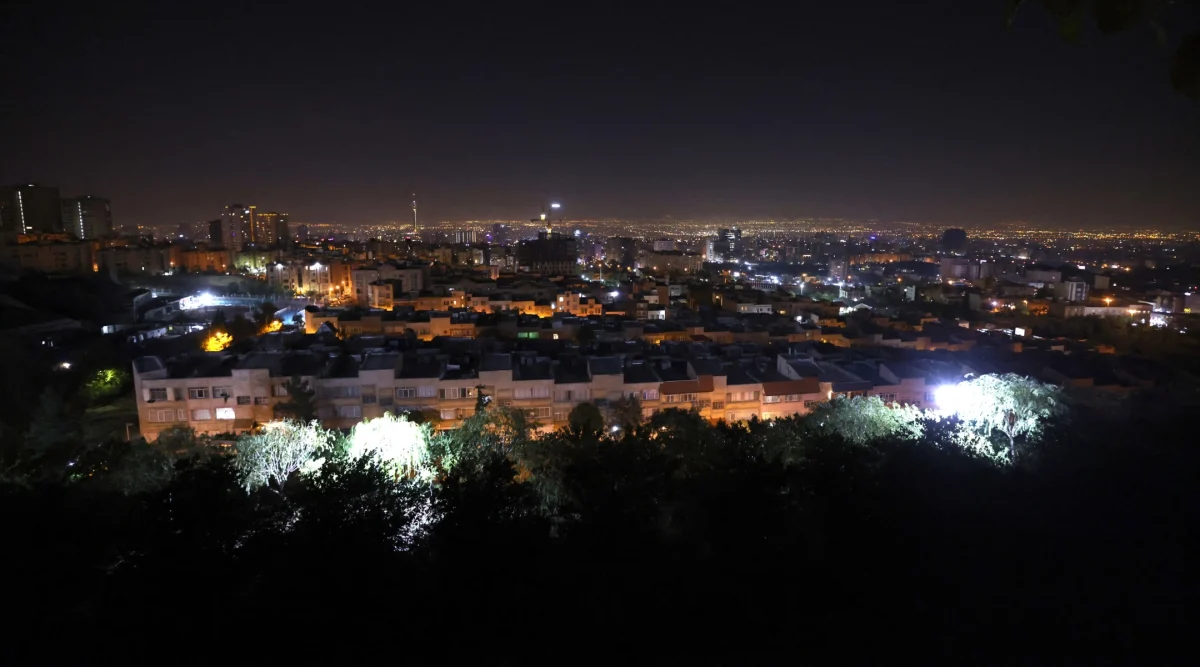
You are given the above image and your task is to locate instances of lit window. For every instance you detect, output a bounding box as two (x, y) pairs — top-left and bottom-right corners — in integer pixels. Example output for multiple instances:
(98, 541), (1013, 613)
(215, 408), (235, 420)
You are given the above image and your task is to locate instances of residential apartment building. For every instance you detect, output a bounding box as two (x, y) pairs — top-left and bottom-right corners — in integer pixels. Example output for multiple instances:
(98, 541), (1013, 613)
(0, 239), (95, 273)
(351, 263), (428, 306)
(97, 243), (181, 275)
(180, 248), (230, 273)
(642, 250), (704, 275)
(131, 345), (939, 440)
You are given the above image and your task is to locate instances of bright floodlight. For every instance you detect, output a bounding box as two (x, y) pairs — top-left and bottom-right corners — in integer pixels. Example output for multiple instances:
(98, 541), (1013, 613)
(934, 383), (969, 416)
(550, 202), (562, 209)
(195, 292), (216, 308)
(933, 381), (992, 420)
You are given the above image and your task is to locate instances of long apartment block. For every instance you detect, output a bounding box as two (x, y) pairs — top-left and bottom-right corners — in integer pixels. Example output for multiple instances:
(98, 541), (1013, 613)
(131, 343), (941, 440)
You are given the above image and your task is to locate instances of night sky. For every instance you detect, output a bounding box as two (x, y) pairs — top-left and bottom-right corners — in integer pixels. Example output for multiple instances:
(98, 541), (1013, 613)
(3, 1), (1197, 229)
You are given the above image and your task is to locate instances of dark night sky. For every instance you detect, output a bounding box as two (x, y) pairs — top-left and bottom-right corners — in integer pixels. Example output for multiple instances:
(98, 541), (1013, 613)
(3, 1), (1198, 229)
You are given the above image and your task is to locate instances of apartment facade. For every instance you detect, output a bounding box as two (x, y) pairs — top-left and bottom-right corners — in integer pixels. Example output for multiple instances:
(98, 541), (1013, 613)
(131, 348), (933, 440)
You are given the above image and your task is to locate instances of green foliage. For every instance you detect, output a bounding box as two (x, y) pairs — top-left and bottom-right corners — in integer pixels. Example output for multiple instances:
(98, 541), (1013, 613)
(804, 396), (925, 446)
(346, 413), (433, 482)
(274, 375), (317, 422)
(285, 453), (429, 552)
(82, 368), (131, 404)
(6, 371), (1200, 658)
(567, 402), (605, 438)
(233, 420), (333, 491)
(155, 424), (215, 458)
(608, 394), (643, 433)
(430, 405), (539, 479)
(24, 388), (82, 461)
(74, 438), (177, 495)
(941, 373), (1064, 464)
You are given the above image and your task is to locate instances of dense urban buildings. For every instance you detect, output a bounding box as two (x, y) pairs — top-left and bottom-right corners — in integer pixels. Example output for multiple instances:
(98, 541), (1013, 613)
(6, 2), (1200, 657)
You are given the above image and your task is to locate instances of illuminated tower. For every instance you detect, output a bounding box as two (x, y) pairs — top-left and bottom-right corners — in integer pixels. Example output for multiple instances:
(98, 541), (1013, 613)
(61, 195), (113, 239)
(411, 194), (418, 236)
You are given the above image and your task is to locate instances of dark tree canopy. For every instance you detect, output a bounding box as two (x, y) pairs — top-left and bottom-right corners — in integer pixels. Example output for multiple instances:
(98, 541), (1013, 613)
(1010, 0), (1200, 99)
(274, 376), (317, 422)
(3, 374), (1198, 662)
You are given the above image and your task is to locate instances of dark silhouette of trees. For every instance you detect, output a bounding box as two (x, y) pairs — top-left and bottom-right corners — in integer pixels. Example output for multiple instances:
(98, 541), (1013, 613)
(20, 388), (82, 477)
(608, 394), (643, 433)
(273, 376), (317, 422)
(3, 380), (1199, 661)
(255, 301), (279, 329)
(1009, 0), (1200, 99)
(567, 402), (604, 437)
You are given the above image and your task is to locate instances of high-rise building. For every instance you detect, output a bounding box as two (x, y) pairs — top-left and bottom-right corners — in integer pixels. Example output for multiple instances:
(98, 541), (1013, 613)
(606, 236), (637, 268)
(717, 227), (742, 259)
(941, 228), (967, 254)
(939, 257), (993, 281)
(518, 232), (577, 275)
(208, 219), (225, 247)
(253, 211), (288, 246)
(222, 204), (253, 249)
(0, 183), (62, 235)
(61, 195), (113, 240)
(453, 230), (477, 244)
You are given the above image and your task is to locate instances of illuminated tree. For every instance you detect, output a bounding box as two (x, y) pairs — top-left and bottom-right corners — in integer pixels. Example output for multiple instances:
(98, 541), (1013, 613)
(804, 395), (925, 445)
(82, 368), (130, 403)
(259, 320), (283, 334)
(431, 405), (538, 480)
(202, 331), (233, 352)
(935, 374), (1063, 465)
(347, 413), (432, 482)
(233, 419), (332, 491)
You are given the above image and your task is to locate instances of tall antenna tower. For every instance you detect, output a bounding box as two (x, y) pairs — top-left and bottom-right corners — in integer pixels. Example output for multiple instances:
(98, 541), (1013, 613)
(411, 194), (418, 236)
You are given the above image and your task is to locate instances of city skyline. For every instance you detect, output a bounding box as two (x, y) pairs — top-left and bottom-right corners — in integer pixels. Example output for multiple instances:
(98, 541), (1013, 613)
(4, 3), (1198, 230)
